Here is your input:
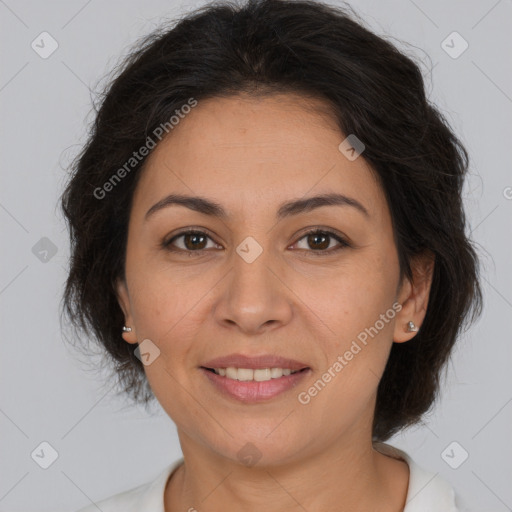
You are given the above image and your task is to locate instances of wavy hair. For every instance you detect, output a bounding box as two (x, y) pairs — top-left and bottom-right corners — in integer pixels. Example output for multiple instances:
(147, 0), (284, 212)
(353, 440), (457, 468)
(61, 0), (483, 441)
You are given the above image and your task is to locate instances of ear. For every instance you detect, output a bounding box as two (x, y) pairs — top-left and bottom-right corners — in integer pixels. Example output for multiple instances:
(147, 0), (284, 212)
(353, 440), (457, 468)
(393, 251), (435, 343)
(115, 277), (138, 345)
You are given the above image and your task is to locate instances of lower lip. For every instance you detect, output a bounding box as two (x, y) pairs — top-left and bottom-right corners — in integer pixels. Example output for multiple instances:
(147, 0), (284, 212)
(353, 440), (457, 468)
(200, 368), (311, 403)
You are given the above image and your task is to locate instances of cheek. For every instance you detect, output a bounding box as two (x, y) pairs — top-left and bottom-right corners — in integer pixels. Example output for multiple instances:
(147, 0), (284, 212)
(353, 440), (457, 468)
(126, 267), (213, 376)
(296, 252), (398, 339)
(292, 248), (399, 391)
(295, 290), (397, 431)
(126, 251), (197, 334)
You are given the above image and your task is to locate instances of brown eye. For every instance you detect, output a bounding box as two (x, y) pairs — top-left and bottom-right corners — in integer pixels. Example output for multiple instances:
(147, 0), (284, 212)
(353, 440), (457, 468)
(181, 232), (208, 250)
(306, 232), (330, 250)
(292, 229), (350, 255)
(162, 228), (349, 256)
(163, 230), (218, 253)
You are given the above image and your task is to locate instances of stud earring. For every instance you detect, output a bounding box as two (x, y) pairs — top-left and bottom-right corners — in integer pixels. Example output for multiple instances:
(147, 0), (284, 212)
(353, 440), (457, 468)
(122, 326), (132, 332)
(407, 321), (419, 332)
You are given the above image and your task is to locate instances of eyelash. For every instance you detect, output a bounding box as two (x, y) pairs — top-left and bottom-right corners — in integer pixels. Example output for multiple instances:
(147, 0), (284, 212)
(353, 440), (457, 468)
(162, 227), (350, 257)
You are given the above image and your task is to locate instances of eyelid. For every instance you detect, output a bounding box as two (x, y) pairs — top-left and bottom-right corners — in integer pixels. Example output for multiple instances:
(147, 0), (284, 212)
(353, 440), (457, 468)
(290, 226), (350, 254)
(162, 227), (220, 250)
(162, 226), (351, 254)
(293, 225), (348, 243)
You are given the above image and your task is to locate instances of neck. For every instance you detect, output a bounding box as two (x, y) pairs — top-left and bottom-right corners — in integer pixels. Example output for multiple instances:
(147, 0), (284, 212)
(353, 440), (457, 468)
(165, 429), (409, 512)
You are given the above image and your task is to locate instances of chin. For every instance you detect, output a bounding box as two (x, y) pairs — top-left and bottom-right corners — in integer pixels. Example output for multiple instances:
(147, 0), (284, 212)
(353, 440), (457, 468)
(207, 427), (313, 468)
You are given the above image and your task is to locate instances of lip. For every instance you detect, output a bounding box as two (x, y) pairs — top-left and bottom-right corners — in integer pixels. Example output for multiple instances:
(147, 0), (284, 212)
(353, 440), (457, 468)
(201, 353), (309, 371)
(200, 367), (311, 403)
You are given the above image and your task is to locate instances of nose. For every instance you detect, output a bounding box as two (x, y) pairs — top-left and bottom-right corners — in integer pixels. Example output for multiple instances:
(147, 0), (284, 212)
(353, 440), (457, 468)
(213, 241), (294, 335)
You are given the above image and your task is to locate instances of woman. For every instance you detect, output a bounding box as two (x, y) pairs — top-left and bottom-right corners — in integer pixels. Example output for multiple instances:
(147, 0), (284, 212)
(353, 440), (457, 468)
(62, 0), (482, 510)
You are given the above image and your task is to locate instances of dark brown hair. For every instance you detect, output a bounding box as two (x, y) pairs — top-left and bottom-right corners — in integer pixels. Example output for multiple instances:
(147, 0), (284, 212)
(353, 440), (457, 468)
(60, 0), (483, 441)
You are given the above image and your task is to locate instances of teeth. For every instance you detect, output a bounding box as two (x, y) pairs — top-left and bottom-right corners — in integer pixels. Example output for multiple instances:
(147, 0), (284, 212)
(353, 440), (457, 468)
(213, 367), (302, 381)
(225, 367), (238, 379)
(237, 368), (254, 381)
(270, 367), (282, 378)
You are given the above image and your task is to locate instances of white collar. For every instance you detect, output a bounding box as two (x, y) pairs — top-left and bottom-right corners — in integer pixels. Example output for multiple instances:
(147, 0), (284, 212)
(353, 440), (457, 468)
(79, 442), (460, 511)
(373, 442), (459, 511)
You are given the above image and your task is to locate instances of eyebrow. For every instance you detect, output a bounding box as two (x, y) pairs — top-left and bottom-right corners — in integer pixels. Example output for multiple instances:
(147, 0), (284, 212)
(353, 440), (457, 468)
(144, 192), (370, 221)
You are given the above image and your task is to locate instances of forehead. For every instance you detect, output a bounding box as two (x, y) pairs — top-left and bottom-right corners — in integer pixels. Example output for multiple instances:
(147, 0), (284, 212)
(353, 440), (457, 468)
(132, 94), (386, 222)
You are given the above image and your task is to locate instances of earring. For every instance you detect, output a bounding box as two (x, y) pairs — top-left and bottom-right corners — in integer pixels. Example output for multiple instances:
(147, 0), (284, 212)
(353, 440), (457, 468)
(122, 326), (132, 332)
(407, 321), (419, 332)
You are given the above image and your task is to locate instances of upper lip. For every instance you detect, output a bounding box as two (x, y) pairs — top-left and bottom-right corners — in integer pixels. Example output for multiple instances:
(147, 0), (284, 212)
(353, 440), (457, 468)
(201, 353), (309, 371)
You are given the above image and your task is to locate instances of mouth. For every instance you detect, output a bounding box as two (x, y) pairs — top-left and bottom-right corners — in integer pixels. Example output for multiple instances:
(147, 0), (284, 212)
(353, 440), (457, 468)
(201, 366), (309, 381)
(200, 364), (311, 403)
(199, 353), (311, 402)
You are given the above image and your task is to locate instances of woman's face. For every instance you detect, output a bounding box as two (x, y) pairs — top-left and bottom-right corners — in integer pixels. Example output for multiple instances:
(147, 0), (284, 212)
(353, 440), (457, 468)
(116, 93), (430, 465)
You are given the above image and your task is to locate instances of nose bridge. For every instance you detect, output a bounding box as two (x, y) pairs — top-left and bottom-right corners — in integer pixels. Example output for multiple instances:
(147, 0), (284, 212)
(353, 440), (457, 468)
(233, 234), (273, 293)
(231, 233), (278, 307)
(215, 232), (293, 332)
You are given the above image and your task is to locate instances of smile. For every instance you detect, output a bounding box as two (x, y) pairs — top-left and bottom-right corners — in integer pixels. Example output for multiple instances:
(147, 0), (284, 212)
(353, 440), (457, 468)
(206, 367), (304, 381)
(201, 366), (311, 403)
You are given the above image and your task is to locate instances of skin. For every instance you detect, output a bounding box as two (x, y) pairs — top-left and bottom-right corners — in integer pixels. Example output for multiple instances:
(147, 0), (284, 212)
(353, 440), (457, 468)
(116, 93), (434, 512)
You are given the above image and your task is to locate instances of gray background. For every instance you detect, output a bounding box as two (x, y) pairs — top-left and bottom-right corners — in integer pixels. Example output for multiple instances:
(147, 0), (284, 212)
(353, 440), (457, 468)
(0, 0), (511, 510)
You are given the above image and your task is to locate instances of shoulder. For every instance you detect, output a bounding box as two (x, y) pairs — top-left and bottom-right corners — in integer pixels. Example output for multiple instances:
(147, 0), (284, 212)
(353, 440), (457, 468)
(374, 442), (464, 511)
(73, 480), (154, 512)
(74, 449), (473, 512)
(72, 459), (184, 512)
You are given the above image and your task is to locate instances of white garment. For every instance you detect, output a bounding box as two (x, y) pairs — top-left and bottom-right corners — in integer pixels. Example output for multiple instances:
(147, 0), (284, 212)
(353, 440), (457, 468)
(74, 443), (467, 512)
